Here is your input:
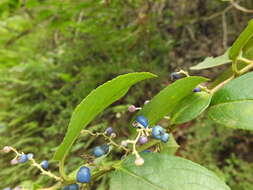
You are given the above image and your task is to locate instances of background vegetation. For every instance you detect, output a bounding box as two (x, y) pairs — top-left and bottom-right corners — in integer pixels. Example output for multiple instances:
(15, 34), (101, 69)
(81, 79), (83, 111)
(0, 0), (253, 189)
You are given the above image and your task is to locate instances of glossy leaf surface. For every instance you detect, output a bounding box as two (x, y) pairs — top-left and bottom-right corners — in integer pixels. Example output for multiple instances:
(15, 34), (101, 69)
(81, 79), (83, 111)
(136, 76), (208, 126)
(171, 92), (212, 124)
(110, 154), (230, 190)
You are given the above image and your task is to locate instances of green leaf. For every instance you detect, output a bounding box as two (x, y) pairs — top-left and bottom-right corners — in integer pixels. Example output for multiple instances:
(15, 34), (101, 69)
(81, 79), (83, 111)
(209, 100), (253, 130)
(190, 49), (231, 70)
(211, 72), (253, 105)
(54, 72), (156, 161)
(229, 19), (253, 61)
(136, 76), (208, 126)
(209, 72), (253, 130)
(170, 92), (212, 124)
(242, 37), (253, 59)
(110, 153), (230, 190)
(160, 134), (179, 155)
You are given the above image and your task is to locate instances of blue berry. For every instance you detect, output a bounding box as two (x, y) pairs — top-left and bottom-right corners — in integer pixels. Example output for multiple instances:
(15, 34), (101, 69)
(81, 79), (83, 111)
(170, 72), (181, 80)
(41, 160), (49, 170)
(161, 133), (170, 143)
(3, 187), (12, 190)
(93, 146), (105, 157)
(152, 125), (165, 140)
(100, 144), (109, 154)
(136, 115), (148, 128)
(76, 166), (91, 183)
(27, 153), (34, 160)
(193, 87), (201, 92)
(69, 184), (79, 190)
(62, 186), (69, 190)
(18, 154), (28, 163)
(105, 127), (113, 135)
(138, 136), (148, 144)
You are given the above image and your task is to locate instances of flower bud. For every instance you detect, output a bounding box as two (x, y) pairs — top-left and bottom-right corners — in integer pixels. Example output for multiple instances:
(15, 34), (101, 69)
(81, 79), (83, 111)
(128, 105), (136, 112)
(2, 146), (11, 153)
(135, 156), (144, 166)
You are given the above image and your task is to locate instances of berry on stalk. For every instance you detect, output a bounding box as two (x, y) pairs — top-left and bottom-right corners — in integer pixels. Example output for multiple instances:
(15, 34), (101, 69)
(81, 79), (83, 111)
(100, 144), (109, 154)
(69, 184), (79, 190)
(76, 167), (91, 183)
(161, 133), (170, 143)
(27, 153), (34, 160)
(93, 146), (105, 157)
(18, 154), (28, 163)
(152, 125), (165, 140)
(135, 115), (148, 128)
(41, 160), (49, 170)
(138, 136), (148, 144)
(170, 72), (181, 80)
(105, 127), (113, 135)
(193, 87), (201, 92)
(3, 187), (12, 190)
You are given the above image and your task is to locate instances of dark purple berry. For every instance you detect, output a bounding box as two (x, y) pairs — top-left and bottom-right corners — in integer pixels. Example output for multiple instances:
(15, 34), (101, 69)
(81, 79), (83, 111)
(138, 136), (148, 144)
(193, 87), (201, 92)
(170, 72), (181, 80)
(105, 127), (113, 135)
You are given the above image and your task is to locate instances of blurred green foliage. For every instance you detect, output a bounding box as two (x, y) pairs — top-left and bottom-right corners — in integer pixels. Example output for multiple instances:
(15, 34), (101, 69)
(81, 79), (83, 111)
(0, 0), (253, 189)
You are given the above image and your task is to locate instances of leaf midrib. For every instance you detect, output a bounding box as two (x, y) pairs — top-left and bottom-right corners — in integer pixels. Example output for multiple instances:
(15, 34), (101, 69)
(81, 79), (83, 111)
(119, 165), (227, 190)
(119, 167), (166, 190)
(211, 99), (253, 106)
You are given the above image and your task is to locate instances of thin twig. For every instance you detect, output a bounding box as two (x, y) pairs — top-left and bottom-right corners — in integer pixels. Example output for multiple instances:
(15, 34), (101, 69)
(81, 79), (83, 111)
(211, 59), (253, 93)
(81, 130), (129, 152)
(222, 12), (228, 49)
(230, 0), (253, 13)
(8, 147), (62, 182)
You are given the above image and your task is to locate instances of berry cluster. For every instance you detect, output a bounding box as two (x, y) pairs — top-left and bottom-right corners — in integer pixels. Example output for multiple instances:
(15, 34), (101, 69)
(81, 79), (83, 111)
(3, 146), (49, 170)
(119, 114), (170, 166)
(2, 91), (174, 189)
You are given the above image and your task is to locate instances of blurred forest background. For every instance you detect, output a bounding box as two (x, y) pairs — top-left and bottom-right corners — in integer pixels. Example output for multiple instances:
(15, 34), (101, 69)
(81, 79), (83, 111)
(0, 0), (253, 189)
